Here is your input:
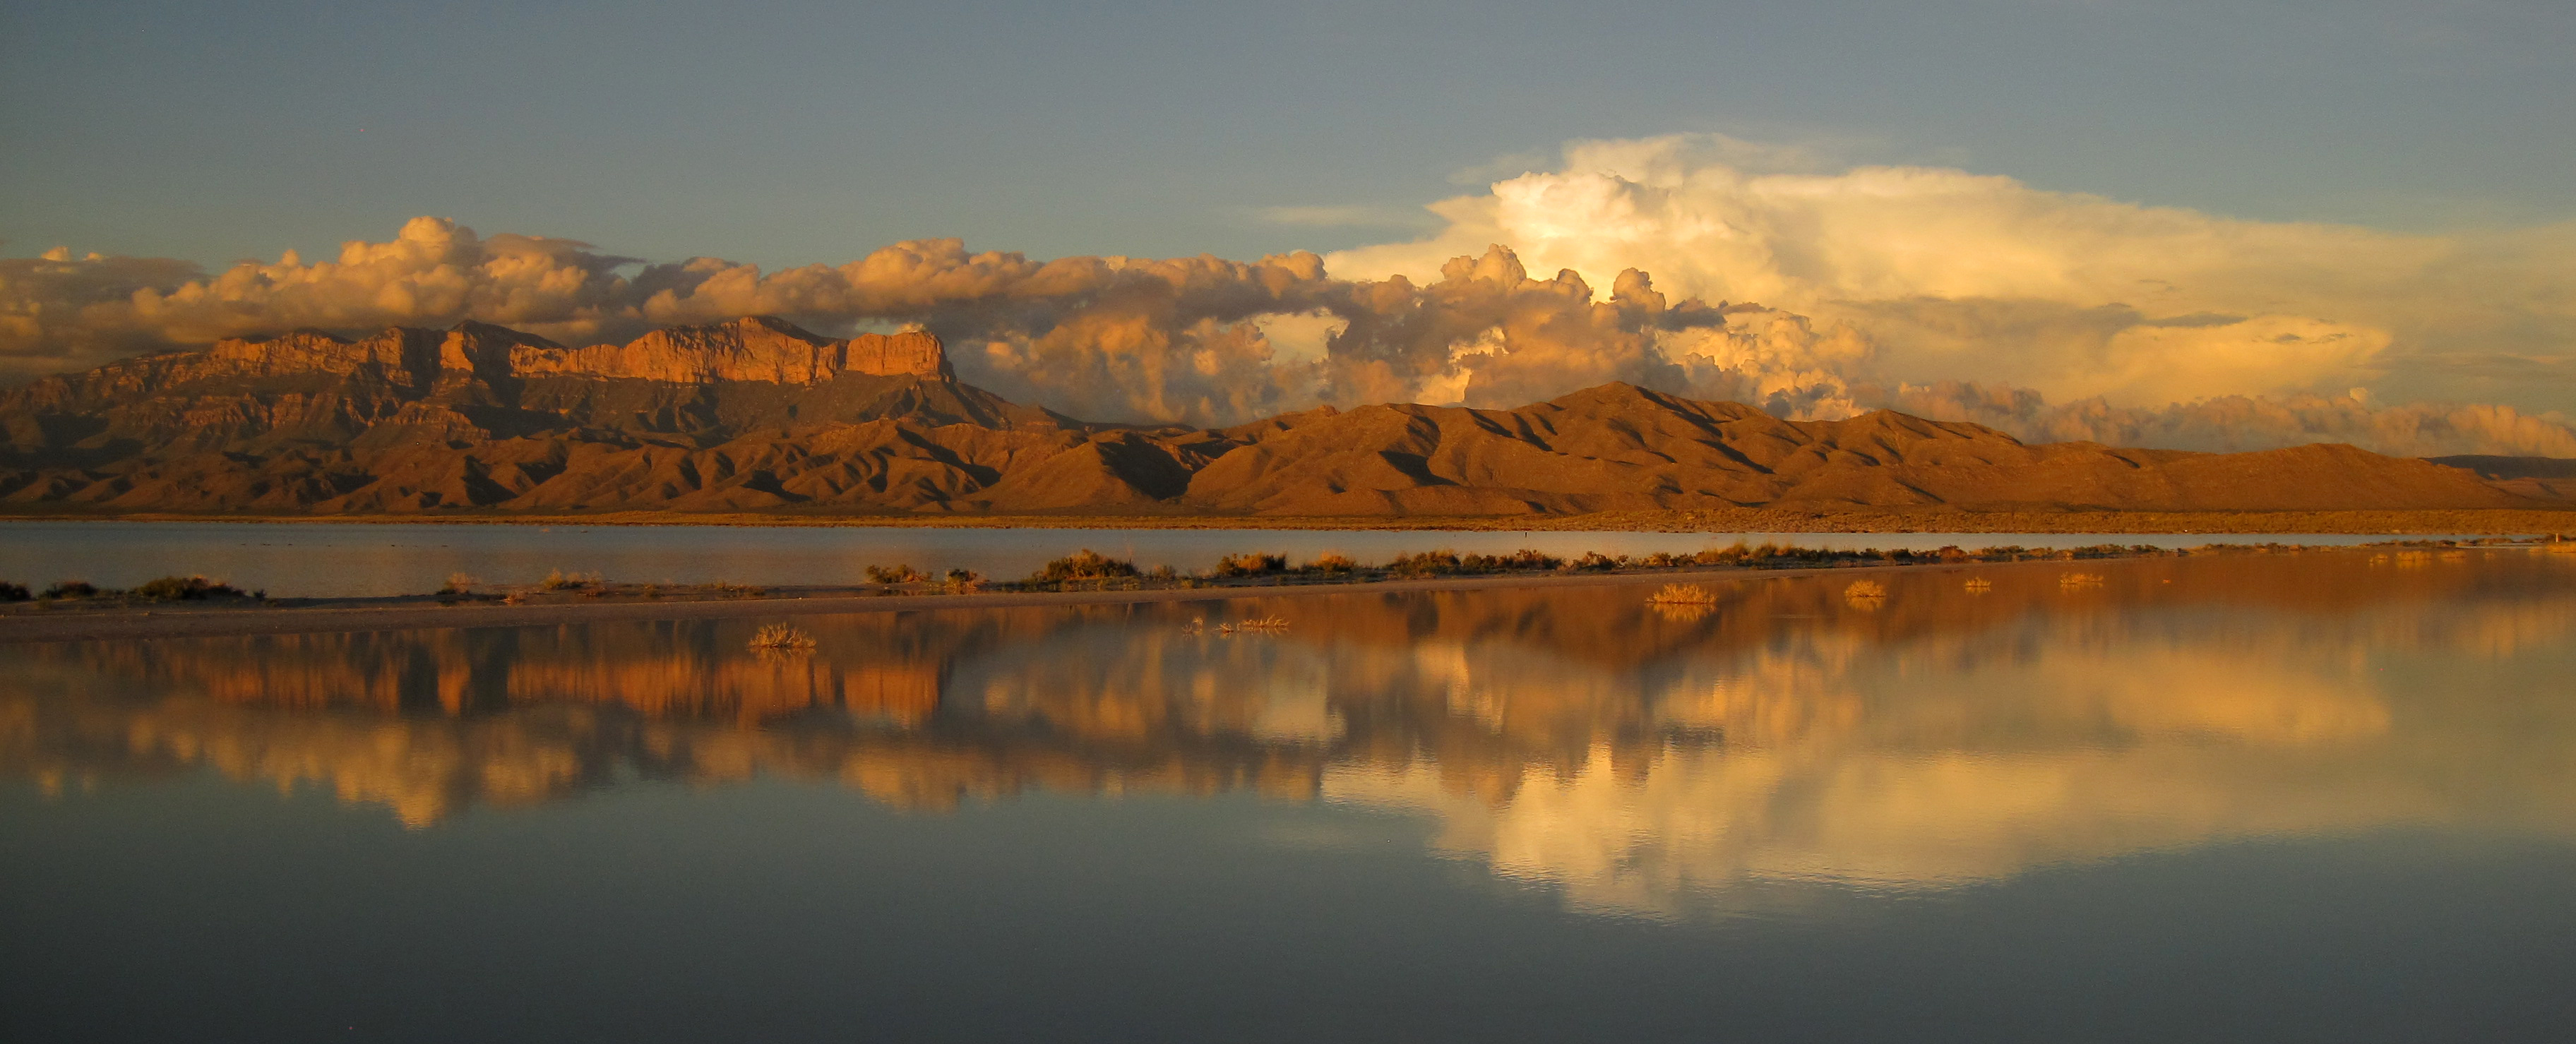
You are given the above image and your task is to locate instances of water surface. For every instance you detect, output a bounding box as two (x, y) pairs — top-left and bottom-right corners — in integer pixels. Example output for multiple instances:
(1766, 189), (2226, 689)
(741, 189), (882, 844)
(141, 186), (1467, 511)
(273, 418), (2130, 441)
(6, 548), (2575, 1041)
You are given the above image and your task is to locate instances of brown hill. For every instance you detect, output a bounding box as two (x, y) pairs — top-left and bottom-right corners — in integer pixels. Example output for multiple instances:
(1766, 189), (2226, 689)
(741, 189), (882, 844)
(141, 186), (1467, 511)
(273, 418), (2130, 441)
(0, 315), (2542, 516)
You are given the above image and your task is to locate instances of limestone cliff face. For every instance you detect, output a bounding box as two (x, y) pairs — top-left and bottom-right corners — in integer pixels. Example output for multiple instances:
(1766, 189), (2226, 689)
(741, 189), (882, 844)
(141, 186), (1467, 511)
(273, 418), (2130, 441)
(493, 316), (953, 385)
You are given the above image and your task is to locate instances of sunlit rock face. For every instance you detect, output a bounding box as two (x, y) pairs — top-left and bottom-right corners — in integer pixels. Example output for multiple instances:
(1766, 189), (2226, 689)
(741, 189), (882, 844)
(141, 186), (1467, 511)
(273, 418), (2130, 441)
(0, 312), (2545, 515)
(7, 549), (2575, 909)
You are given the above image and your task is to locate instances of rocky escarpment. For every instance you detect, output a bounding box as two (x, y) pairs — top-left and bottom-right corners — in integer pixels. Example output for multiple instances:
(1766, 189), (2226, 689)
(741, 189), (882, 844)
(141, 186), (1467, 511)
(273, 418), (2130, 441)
(0, 316), (2553, 516)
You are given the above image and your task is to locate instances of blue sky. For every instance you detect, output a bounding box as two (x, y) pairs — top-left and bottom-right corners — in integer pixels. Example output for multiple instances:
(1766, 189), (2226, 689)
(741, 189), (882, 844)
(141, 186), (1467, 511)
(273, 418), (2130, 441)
(5, 0), (2572, 268)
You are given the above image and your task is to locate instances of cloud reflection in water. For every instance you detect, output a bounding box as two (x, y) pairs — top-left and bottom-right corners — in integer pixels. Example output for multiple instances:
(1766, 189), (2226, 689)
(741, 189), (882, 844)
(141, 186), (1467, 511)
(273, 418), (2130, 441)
(5, 549), (2572, 916)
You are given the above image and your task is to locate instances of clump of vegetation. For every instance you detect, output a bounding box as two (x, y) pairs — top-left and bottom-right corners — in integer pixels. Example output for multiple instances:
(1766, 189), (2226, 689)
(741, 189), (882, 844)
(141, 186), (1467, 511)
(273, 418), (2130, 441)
(441, 572), (477, 595)
(1844, 579), (1888, 599)
(540, 568), (600, 591)
(0, 581), (28, 602)
(1384, 548), (1563, 577)
(133, 575), (245, 601)
(1962, 577), (1993, 593)
(1568, 551), (1622, 572)
(748, 623), (816, 652)
(1217, 615), (1290, 636)
(2058, 572), (2106, 588)
(866, 564), (929, 584)
(1647, 583), (1718, 606)
(1305, 553), (1356, 574)
(1031, 550), (1140, 584)
(943, 568), (983, 591)
(1212, 552), (1288, 577)
(42, 580), (100, 600)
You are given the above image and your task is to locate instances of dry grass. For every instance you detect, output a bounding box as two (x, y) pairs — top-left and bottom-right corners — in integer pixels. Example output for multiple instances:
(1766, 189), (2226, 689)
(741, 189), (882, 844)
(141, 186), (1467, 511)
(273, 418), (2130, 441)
(1963, 577), (1993, 592)
(2059, 572), (2106, 587)
(1215, 615), (1289, 636)
(748, 623), (816, 651)
(1844, 579), (1888, 599)
(540, 568), (600, 591)
(1647, 583), (1718, 606)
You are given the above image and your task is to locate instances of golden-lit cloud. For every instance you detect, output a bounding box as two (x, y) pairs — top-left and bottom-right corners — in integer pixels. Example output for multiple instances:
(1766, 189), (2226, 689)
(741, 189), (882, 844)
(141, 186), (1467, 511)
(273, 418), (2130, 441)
(8, 136), (2576, 457)
(1329, 133), (2576, 409)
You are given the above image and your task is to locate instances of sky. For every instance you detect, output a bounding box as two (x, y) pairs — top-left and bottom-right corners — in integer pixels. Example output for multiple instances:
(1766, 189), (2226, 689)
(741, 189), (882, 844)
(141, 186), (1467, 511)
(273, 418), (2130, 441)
(4, 0), (2575, 454)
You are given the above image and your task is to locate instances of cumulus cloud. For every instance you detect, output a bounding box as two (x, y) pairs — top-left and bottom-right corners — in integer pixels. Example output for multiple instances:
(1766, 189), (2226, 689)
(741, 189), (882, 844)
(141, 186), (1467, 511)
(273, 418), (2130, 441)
(1330, 133), (2576, 413)
(8, 156), (2576, 459)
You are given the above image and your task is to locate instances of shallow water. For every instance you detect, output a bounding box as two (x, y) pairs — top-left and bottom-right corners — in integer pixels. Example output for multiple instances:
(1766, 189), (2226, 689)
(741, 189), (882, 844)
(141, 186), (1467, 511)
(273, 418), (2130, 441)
(0, 519), (2441, 597)
(6, 548), (2576, 1041)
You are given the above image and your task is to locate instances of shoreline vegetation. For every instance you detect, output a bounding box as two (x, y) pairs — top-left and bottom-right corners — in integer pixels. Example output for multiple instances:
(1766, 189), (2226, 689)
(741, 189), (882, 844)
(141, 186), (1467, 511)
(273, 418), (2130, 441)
(6, 536), (2570, 644)
(1, 506), (2572, 535)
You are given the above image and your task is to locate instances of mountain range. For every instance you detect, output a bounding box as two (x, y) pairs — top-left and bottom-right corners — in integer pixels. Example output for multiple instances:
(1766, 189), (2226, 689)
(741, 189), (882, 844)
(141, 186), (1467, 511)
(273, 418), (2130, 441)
(0, 316), (2557, 517)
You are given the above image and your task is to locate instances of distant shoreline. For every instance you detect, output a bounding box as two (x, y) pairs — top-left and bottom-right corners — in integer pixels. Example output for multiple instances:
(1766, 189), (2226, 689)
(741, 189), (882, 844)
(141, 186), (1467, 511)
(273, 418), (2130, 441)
(2, 507), (2572, 535)
(8, 541), (2558, 644)
(0, 558), (2032, 643)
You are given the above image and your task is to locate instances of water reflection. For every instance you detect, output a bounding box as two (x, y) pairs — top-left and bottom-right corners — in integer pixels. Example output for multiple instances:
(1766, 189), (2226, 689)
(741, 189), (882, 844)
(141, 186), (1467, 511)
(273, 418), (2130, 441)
(7, 548), (2574, 915)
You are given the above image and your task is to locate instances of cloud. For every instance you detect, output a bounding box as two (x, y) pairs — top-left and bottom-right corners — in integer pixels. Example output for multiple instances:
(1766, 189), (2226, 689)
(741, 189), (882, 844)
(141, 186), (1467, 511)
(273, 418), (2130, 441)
(8, 143), (2576, 459)
(1328, 133), (2576, 413)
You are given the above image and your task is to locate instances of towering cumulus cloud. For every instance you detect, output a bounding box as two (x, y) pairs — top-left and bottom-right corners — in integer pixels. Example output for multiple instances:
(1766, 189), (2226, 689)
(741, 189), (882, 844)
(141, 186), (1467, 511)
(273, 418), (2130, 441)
(7, 136), (2575, 456)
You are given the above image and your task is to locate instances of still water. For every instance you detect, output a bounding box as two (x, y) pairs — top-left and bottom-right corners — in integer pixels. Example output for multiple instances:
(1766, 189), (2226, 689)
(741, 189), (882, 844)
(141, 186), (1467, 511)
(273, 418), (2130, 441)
(6, 548), (2576, 1041)
(0, 520), (2428, 597)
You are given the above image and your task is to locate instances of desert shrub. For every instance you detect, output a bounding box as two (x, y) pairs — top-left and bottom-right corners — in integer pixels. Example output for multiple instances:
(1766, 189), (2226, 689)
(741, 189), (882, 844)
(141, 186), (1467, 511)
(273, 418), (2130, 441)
(1465, 548), (1561, 572)
(1304, 553), (1356, 573)
(943, 568), (983, 589)
(541, 569), (600, 590)
(0, 581), (27, 602)
(133, 575), (244, 601)
(866, 564), (928, 584)
(1031, 550), (1139, 583)
(1385, 550), (1462, 576)
(1695, 541), (1753, 566)
(748, 623), (816, 651)
(1845, 579), (1888, 599)
(440, 572), (477, 594)
(1568, 552), (1621, 572)
(1212, 552), (1288, 577)
(1647, 583), (1717, 606)
(42, 581), (99, 599)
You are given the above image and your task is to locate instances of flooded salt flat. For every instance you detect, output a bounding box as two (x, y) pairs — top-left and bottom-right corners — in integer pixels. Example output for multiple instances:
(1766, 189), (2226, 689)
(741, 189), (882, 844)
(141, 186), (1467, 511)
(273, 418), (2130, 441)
(6, 546), (2576, 1041)
(0, 518), (2442, 597)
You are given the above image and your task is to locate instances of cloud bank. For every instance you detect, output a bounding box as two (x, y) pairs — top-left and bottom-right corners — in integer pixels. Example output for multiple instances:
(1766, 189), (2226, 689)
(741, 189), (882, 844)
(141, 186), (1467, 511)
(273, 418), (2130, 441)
(6, 134), (2575, 458)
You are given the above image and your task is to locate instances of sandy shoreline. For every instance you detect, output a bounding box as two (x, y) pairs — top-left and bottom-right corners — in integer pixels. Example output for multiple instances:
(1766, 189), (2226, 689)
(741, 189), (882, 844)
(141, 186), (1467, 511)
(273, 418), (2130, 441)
(0, 560), (1974, 644)
(4, 507), (2572, 535)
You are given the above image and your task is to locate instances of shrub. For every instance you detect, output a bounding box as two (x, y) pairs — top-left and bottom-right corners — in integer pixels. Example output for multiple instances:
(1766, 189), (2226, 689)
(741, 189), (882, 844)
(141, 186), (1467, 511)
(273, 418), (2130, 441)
(42, 580), (99, 599)
(866, 564), (928, 584)
(1462, 548), (1561, 572)
(1647, 583), (1717, 606)
(943, 568), (983, 589)
(748, 623), (816, 651)
(1304, 553), (1356, 573)
(1031, 550), (1139, 583)
(1695, 541), (1753, 566)
(541, 569), (600, 591)
(1844, 580), (1888, 599)
(1385, 550), (1462, 576)
(133, 575), (244, 601)
(0, 581), (27, 602)
(1568, 552), (1621, 572)
(440, 572), (477, 595)
(1212, 552), (1288, 577)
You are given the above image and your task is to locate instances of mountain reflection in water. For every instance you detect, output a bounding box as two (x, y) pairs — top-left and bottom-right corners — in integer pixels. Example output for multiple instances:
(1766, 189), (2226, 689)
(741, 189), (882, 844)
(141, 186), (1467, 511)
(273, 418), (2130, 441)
(8, 548), (2575, 916)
